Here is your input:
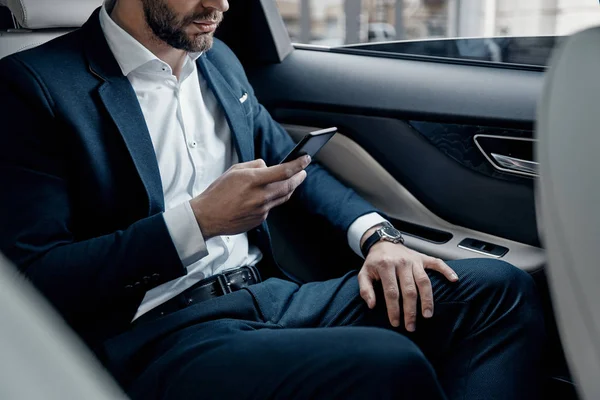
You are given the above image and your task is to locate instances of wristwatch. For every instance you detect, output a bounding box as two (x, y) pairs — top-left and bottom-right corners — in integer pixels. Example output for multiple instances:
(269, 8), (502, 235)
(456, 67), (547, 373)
(361, 222), (405, 258)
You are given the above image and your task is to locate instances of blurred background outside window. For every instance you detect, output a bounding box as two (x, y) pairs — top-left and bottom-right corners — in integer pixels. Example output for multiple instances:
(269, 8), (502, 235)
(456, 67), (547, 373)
(275, 0), (600, 46)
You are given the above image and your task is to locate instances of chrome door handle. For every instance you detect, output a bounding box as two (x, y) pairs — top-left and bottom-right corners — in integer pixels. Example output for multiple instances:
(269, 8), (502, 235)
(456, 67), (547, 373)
(491, 153), (539, 176)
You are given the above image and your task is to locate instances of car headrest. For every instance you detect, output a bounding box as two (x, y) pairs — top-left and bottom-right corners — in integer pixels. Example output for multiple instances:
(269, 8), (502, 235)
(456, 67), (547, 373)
(3, 0), (102, 30)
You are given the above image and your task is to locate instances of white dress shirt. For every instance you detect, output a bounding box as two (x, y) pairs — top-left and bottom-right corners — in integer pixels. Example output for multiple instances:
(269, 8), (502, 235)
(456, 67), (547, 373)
(99, 6), (387, 320)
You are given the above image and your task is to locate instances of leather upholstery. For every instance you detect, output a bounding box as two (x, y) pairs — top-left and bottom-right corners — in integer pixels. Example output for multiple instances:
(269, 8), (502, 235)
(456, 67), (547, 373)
(0, 0), (100, 60)
(4, 0), (102, 29)
(0, 253), (127, 399)
(0, 30), (69, 58)
(536, 26), (600, 400)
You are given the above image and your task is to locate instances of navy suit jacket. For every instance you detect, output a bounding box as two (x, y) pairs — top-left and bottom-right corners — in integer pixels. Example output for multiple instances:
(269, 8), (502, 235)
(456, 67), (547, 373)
(0, 9), (377, 350)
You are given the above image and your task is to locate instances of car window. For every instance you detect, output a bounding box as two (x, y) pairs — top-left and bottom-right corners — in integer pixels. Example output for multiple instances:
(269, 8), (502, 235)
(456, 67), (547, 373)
(275, 0), (600, 68)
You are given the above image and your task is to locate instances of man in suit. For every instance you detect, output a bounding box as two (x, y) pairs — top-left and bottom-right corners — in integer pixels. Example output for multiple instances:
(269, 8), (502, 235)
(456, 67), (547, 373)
(0, 0), (544, 398)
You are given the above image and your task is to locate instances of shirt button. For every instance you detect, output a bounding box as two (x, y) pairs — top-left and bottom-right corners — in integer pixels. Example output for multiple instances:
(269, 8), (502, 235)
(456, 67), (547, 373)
(189, 141), (197, 148)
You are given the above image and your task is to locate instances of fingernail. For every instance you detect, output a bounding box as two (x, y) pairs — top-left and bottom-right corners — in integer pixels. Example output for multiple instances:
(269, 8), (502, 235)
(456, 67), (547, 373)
(305, 155), (311, 164)
(451, 273), (459, 281)
(406, 323), (416, 332)
(423, 309), (433, 318)
(391, 320), (400, 328)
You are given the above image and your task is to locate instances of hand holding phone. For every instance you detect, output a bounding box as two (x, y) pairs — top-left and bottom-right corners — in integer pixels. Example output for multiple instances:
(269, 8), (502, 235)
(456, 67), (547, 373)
(191, 157), (309, 239)
(279, 127), (338, 164)
(191, 128), (336, 239)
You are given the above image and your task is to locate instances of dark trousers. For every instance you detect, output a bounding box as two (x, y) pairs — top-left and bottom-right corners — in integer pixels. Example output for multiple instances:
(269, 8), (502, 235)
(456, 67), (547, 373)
(103, 259), (545, 400)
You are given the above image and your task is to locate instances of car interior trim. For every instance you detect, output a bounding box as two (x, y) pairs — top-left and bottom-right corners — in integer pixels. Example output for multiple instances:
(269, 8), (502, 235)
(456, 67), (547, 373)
(282, 124), (545, 273)
(474, 134), (538, 178)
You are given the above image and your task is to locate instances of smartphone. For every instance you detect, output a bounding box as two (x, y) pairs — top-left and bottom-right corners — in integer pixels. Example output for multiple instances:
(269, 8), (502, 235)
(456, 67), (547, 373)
(279, 127), (338, 164)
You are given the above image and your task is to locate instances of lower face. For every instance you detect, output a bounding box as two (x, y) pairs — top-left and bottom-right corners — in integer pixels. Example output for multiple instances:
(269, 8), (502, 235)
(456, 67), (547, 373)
(141, 0), (224, 53)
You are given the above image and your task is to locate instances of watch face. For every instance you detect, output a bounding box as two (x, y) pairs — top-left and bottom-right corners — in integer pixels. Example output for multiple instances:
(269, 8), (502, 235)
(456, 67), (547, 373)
(381, 226), (402, 240)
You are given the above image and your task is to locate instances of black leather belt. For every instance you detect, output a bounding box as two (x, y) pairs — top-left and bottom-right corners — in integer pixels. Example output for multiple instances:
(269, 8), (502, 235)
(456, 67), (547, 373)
(134, 265), (261, 326)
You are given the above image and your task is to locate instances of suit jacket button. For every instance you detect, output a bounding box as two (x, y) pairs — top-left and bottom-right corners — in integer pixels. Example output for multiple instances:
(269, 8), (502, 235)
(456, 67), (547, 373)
(125, 285), (133, 290)
(133, 281), (141, 288)
(142, 276), (151, 285)
(151, 273), (161, 281)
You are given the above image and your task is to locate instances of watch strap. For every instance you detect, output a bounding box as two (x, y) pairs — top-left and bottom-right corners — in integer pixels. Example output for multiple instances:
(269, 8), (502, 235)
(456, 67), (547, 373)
(361, 228), (383, 258)
(361, 222), (404, 258)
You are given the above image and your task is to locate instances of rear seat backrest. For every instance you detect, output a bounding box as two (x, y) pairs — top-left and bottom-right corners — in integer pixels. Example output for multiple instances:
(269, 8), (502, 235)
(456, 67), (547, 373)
(0, 0), (103, 59)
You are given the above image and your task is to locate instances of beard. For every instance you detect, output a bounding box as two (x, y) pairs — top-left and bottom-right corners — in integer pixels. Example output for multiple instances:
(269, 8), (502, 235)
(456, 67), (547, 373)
(141, 0), (223, 52)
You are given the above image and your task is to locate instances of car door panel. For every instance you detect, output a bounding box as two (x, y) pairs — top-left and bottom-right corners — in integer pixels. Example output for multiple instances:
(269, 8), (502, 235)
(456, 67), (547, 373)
(275, 111), (539, 246)
(279, 124), (544, 274)
(246, 48), (545, 277)
(247, 49), (543, 124)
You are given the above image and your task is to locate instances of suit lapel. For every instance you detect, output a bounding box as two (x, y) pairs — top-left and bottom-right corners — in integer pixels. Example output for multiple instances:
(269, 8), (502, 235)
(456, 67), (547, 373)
(83, 9), (164, 214)
(197, 56), (253, 163)
(97, 80), (165, 213)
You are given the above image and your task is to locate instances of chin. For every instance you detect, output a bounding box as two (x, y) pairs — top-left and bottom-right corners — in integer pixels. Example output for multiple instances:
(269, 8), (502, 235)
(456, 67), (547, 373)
(189, 34), (214, 52)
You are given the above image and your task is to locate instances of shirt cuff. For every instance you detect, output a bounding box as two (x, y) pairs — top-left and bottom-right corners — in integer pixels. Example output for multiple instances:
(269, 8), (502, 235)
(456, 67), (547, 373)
(347, 212), (389, 259)
(162, 202), (209, 267)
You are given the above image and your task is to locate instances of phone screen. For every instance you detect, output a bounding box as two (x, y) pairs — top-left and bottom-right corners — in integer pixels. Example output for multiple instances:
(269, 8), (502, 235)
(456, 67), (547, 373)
(279, 127), (337, 164)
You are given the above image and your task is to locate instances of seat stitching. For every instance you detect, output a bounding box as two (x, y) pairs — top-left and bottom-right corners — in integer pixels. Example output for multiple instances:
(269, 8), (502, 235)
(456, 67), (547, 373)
(17, 41), (45, 52)
(17, 0), (27, 27)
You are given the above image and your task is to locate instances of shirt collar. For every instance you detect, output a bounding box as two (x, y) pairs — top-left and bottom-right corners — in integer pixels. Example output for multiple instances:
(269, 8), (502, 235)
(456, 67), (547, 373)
(99, 6), (203, 77)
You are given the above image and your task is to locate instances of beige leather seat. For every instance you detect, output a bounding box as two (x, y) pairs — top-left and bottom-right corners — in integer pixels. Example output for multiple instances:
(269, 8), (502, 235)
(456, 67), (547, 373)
(0, 0), (125, 398)
(0, 0), (101, 59)
(0, 254), (127, 399)
(536, 27), (600, 400)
